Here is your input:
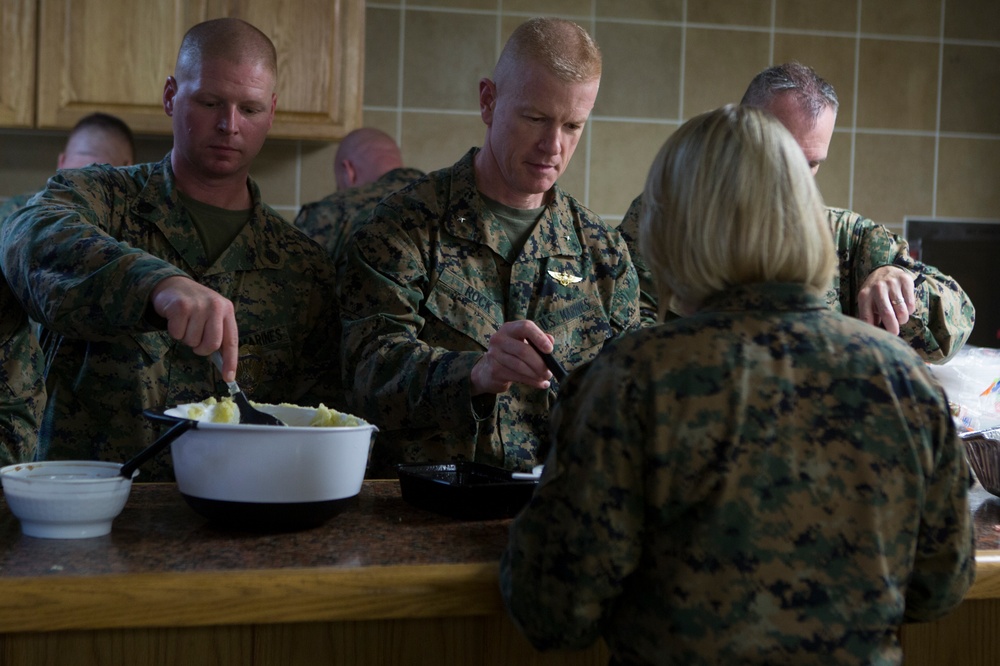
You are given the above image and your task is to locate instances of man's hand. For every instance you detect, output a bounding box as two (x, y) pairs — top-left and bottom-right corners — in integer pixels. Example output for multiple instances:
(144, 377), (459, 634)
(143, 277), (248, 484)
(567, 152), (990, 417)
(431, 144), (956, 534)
(150, 276), (239, 381)
(471, 320), (555, 396)
(857, 265), (917, 336)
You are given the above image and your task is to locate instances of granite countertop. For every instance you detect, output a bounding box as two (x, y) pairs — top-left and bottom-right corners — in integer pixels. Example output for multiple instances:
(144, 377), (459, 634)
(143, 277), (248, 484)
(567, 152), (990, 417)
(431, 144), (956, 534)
(1, 480), (996, 577)
(0, 480), (518, 633)
(969, 482), (1000, 550)
(0, 479), (998, 634)
(0, 480), (512, 578)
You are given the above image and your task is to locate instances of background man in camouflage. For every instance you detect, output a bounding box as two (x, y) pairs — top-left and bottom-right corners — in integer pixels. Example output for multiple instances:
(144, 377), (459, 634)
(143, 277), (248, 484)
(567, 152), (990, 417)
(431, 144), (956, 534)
(1, 112), (136, 465)
(502, 105), (974, 665)
(340, 17), (639, 478)
(619, 62), (975, 363)
(0, 112), (136, 221)
(0, 18), (340, 481)
(294, 127), (424, 297)
(0, 286), (44, 465)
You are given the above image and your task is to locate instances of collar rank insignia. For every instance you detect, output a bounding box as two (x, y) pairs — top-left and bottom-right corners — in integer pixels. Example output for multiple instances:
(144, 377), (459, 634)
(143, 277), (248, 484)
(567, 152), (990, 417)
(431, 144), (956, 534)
(547, 270), (583, 286)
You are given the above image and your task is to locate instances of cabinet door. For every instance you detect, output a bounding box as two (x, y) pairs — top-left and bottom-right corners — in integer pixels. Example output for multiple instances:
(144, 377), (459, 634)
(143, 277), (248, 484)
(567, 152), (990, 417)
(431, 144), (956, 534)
(0, 0), (36, 127)
(35, 0), (363, 141)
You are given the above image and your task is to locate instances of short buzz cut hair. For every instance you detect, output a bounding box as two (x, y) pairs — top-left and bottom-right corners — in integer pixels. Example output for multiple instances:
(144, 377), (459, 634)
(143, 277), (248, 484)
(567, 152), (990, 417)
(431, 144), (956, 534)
(639, 105), (835, 315)
(740, 62), (839, 123)
(493, 17), (601, 88)
(69, 112), (135, 157)
(175, 17), (277, 82)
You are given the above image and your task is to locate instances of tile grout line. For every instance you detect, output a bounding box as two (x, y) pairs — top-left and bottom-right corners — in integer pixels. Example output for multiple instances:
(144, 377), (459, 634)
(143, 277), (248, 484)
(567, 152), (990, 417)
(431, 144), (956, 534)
(583, 0), (596, 208)
(849, 0), (862, 212)
(678, 0), (687, 121)
(769, 0), (776, 66)
(932, 0), (947, 218)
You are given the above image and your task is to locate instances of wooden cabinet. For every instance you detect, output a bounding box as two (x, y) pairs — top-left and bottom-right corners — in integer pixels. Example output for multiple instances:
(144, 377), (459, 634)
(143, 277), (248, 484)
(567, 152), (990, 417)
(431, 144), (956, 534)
(0, 0), (36, 127)
(5, 0), (363, 140)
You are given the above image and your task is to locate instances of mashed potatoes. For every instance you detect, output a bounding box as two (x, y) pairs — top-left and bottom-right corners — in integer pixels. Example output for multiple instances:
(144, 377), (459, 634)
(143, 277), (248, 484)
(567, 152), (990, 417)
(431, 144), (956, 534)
(307, 404), (364, 427)
(182, 396), (241, 424)
(178, 397), (368, 428)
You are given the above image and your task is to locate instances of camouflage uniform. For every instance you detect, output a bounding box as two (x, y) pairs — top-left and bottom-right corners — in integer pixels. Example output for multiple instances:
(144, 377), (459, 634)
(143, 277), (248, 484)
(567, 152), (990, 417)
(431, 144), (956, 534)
(0, 192), (34, 223)
(340, 148), (639, 478)
(620, 196), (976, 362)
(0, 280), (44, 465)
(0, 156), (342, 481)
(294, 167), (425, 296)
(1, 191), (45, 464)
(501, 282), (974, 665)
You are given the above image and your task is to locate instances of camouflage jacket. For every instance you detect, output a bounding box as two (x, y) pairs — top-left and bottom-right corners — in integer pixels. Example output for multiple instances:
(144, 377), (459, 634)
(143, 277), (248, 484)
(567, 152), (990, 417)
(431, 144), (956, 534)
(501, 282), (974, 665)
(0, 280), (44, 465)
(294, 167), (425, 297)
(620, 196), (975, 363)
(0, 156), (342, 481)
(340, 148), (639, 477)
(0, 192), (34, 224)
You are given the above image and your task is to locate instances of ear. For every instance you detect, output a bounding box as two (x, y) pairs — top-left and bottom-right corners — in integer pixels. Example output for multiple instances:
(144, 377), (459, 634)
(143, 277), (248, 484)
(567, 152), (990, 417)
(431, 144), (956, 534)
(343, 160), (358, 188)
(266, 92), (277, 129)
(56, 152), (67, 169)
(163, 76), (178, 117)
(479, 78), (497, 125)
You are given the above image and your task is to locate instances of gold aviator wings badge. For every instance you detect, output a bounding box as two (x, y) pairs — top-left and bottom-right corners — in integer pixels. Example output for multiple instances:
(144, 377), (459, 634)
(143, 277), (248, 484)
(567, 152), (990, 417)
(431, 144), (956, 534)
(547, 270), (583, 286)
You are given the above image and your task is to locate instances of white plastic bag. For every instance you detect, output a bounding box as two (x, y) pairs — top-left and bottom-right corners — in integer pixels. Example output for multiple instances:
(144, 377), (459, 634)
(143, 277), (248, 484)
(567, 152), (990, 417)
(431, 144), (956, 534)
(927, 345), (1000, 432)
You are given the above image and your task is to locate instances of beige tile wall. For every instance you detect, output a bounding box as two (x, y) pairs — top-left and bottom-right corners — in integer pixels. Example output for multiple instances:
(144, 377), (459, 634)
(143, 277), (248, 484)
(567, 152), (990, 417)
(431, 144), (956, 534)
(2, 0), (999, 231)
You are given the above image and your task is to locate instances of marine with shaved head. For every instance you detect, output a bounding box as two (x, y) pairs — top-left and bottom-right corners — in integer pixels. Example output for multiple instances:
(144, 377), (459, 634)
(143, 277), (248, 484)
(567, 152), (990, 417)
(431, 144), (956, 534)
(0, 17), (342, 481)
(294, 127), (425, 296)
(340, 17), (639, 477)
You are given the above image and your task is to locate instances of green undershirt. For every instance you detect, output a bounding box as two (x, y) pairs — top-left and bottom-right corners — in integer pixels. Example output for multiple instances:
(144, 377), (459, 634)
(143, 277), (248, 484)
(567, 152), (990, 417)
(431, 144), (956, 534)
(481, 195), (545, 262)
(178, 192), (251, 265)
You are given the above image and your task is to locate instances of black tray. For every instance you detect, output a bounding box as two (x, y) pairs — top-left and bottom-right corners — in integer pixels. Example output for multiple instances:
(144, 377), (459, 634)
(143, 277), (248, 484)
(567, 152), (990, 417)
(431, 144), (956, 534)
(396, 462), (538, 520)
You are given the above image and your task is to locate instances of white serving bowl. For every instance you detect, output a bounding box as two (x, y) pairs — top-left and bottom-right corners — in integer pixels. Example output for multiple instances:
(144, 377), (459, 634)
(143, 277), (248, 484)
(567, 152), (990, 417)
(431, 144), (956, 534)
(0, 461), (137, 539)
(147, 402), (377, 530)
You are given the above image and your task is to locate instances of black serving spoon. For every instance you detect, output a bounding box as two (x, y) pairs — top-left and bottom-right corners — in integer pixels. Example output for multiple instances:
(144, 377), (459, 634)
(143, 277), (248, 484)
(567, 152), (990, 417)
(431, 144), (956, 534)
(210, 351), (286, 426)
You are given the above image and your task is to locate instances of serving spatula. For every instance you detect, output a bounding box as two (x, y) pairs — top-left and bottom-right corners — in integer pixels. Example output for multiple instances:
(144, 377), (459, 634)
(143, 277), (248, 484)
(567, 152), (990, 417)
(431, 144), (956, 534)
(210, 351), (286, 426)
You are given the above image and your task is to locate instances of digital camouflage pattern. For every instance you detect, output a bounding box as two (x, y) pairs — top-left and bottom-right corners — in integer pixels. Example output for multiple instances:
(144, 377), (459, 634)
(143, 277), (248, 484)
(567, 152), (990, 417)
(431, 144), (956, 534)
(618, 196), (660, 328)
(0, 280), (44, 465)
(340, 148), (639, 478)
(1, 192), (45, 464)
(620, 196), (976, 362)
(826, 207), (974, 362)
(0, 156), (343, 481)
(501, 282), (974, 665)
(0, 192), (34, 224)
(294, 167), (425, 297)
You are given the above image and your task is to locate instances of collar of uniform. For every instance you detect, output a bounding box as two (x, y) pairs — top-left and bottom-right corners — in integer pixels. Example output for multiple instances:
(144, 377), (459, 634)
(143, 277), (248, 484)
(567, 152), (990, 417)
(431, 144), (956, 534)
(132, 154), (286, 276)
(699, 282), (830, 314)
(377, 166), (425, 190)
(441, 148), (583, 260)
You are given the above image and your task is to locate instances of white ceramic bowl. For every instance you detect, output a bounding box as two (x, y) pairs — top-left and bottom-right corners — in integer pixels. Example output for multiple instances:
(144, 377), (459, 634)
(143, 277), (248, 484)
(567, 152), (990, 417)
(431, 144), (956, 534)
(0, 461), (137, 539)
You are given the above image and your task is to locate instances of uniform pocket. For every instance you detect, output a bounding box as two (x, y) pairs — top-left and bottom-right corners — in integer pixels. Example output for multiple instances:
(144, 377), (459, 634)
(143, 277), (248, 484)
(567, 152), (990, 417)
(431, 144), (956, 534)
(425, 268), (504, 349)
(541, 301), (615, 369)
(131, 329), (174, 364)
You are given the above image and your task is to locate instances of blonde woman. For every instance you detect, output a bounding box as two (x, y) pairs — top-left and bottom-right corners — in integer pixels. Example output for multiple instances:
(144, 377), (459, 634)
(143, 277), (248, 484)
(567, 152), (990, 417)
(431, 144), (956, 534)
(500, 105), (973, 665)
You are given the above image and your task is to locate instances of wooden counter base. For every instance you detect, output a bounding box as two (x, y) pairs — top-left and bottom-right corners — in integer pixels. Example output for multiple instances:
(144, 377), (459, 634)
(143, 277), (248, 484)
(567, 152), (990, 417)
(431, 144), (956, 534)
(1, 616), (609, 666)
(2, 481), (999, 665)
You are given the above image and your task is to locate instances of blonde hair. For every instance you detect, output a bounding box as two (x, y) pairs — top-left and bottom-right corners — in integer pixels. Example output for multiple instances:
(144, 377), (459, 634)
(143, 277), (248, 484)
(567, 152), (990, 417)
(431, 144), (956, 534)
(494, 17), (601, 87)
(176, 18), (277, 82)
(639, 105), (835, 316)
